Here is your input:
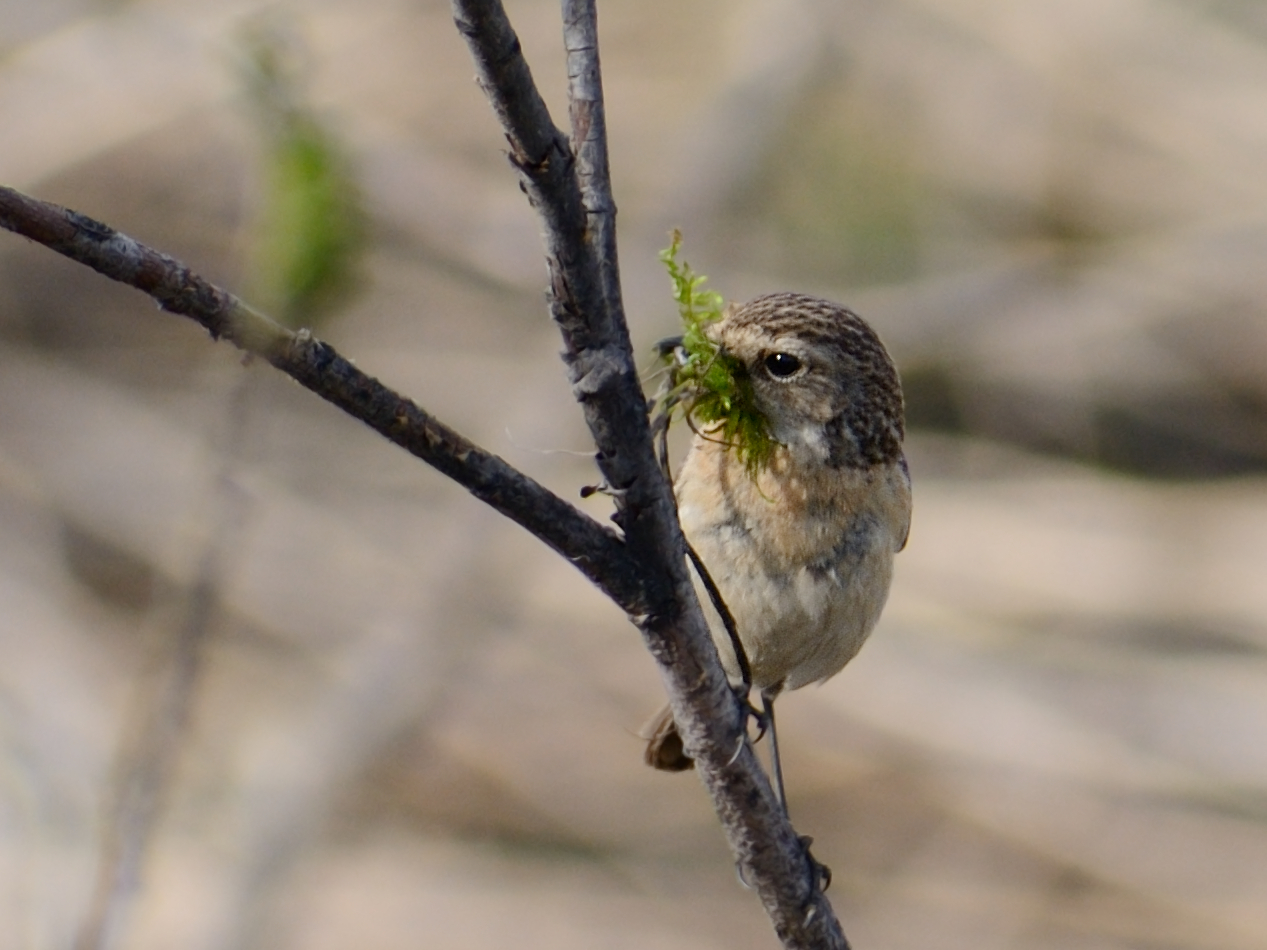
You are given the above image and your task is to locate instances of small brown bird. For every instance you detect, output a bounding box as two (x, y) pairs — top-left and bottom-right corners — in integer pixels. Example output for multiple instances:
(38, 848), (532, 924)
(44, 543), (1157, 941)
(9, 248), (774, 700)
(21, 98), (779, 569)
(645, 292), (911, 795)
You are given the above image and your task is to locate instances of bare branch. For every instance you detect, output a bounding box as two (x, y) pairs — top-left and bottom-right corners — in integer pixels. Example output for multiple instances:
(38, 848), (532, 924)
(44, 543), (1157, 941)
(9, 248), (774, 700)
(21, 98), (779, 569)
(450, 1), (667, 566)
(452, 1), (850, 946)
(562, 0), (622, 322)
(75, 380), (251, 950)
(0, 184), (643, 614)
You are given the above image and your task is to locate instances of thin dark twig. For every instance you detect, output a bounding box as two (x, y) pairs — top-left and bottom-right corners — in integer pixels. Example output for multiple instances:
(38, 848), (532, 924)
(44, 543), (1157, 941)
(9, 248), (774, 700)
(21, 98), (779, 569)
(650, 344), (753, 691)
(654, 411), (673, 480)
(761, 686), (787, 814)
(684, 540), (752, 691)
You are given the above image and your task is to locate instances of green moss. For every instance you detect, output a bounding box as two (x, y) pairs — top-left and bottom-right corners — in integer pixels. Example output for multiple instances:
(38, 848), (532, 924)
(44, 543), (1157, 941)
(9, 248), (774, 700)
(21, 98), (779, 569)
(658, 231), (777, 478)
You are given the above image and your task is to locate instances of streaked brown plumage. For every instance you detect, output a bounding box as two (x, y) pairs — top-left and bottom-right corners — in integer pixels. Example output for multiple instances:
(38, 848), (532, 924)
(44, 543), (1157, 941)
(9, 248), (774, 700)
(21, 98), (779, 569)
(645, 293), (911, 773)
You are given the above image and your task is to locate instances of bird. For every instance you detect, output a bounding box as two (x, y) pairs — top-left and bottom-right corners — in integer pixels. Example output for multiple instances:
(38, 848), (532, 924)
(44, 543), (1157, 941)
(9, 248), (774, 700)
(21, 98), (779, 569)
(644, 292), (911, 804)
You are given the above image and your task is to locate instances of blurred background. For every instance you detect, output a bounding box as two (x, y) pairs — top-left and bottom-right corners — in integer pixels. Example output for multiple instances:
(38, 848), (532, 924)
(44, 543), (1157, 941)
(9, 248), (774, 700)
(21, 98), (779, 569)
(2, 0), (1267, 948)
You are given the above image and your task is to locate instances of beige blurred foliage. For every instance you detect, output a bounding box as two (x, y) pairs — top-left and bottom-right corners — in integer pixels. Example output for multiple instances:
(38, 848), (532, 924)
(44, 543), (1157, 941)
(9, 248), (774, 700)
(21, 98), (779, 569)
(2, 0), (1267, 948)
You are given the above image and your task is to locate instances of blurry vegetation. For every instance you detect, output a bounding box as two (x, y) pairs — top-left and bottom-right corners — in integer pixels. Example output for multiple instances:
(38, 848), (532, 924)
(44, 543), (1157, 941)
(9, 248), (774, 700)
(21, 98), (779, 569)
(73, 23), (368, 950)
(720, 65), (923, 287)
(239, 15), (365, 328)
(898, 363), (965, 434)
(1093, 400), (1267, 478)
(1198, 0), (1267, 43)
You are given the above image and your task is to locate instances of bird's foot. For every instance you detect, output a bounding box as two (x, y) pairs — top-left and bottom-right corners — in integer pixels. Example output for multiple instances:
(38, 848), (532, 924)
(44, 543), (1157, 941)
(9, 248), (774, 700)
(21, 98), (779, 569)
(799, 835), (833, 894)
(733, 684), (769, 742)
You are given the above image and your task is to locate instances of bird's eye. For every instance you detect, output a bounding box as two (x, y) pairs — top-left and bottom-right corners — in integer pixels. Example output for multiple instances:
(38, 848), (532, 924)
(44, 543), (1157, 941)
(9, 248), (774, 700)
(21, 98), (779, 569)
(764, 352), (802, 378)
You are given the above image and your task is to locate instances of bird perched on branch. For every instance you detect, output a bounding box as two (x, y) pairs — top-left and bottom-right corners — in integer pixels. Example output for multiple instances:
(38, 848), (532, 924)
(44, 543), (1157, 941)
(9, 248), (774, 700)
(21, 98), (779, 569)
(644, 292), (911, 802)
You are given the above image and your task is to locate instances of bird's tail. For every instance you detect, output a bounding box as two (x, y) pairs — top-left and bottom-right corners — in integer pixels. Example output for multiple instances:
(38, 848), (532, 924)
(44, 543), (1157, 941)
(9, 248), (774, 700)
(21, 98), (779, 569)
(641, 703), (695, 771)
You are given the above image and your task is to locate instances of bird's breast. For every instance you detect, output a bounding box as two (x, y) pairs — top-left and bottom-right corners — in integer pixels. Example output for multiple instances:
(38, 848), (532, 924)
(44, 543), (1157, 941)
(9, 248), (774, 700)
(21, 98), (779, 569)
(675, 439), (910, 690)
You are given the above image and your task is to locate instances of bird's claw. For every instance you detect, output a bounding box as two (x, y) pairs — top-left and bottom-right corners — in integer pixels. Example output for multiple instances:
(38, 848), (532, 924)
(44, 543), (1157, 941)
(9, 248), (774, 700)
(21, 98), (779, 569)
(654, 334), (686, 359)
(749, 703), (770, 743)
(799, 835), (833, 893)
(579, 481), (628, 500)
(733, 685), (769, 741)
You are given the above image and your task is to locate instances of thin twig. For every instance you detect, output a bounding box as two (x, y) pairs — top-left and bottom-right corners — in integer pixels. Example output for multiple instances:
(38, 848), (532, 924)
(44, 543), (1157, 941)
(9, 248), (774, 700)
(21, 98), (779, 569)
(75, 374), (253, 950)
(684, 540), (752, 690)
(562, 0), (623, 326)
(651, 358), (752, 689)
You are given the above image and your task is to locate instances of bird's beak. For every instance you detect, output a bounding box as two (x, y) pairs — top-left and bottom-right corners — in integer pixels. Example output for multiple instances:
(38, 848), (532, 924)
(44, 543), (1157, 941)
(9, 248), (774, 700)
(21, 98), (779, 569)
(717, 344), (744, 374)
(653, 334), (684, 358)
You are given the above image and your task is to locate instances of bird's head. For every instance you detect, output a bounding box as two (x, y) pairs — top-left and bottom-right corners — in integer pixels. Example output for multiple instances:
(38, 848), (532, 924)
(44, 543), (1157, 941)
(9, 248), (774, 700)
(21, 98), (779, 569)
(712, 293), (905, 469)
